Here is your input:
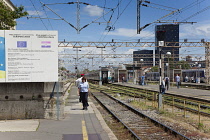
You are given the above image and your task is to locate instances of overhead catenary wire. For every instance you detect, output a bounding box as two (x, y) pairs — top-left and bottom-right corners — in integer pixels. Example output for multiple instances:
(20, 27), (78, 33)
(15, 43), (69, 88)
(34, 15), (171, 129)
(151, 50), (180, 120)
(127, 0), (208, 43)
(39, 1), (115, 33)
(115, 1), (206, 50)
(141, 4), (174, 12)
(29, 0), (48, 30)
(182, 5), (210, 22)
(143, 0), (178, 10)
(102, 0), (108, 22)
(99, 0), (133, 42)
(43, 2), (113, 10)
(38, 0), (53, 30)
(164, 0), (207, 21)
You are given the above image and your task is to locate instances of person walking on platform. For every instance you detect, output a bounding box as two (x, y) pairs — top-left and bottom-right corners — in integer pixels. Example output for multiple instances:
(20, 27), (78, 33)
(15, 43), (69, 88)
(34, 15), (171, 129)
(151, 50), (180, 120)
(122, 76), (124, 83)
(165, 77), (169, 90)
(141, 74), (145, 85)
(78, 77), (89, 110)
(75, 74), (85, 102)
(185, 76), (188, 82)
(175, 74), (180, 89)
(161, 78), (166, 94)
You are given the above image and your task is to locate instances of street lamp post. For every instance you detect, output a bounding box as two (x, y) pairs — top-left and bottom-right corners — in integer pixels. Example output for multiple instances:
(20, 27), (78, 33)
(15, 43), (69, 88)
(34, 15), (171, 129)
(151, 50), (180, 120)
(197, 64), (201, 83)
(85, 63), (89, 71)
(140, 59), (144, 85)
(140, 59), (144, 75)
(74, 48), (81, 77)
(195, 62), (201, 83)
(133, 61), (137, 84)
(158, 41), (164, 110)
(166, 52), (171, 79)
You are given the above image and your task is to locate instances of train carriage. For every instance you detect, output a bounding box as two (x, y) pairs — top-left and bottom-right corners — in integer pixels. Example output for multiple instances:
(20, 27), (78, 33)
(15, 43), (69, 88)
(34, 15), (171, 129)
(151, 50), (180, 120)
(182, 69), (205, 83)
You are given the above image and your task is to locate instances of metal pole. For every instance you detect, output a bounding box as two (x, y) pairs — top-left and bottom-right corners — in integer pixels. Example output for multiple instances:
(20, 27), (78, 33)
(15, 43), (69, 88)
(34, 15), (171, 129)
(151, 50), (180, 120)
(99, 66), (102, 86)
(56, 82), (60, 120)
(158, 45), (163, 109)
(133, 64), (135, 84)
(99, 48), (103, 86)
(168, 57), (169, 78)
(77, 0), (80, 34)
(137, 0), (140, 34)
(76, 48), (79, 77)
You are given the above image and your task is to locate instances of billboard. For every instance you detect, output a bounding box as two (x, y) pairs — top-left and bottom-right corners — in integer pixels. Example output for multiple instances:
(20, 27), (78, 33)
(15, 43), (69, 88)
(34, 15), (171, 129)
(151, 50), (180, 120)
(0, 30), (58, 82)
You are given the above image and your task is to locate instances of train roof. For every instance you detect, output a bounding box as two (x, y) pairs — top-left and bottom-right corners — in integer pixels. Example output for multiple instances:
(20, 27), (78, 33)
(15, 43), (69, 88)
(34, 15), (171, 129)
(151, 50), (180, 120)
(182, 69), (205, 72)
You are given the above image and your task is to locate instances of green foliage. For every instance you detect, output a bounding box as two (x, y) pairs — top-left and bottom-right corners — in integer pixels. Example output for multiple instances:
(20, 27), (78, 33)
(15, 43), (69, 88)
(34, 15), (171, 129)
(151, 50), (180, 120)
(198, 123), (204, 130)
(150, 66), (159, 72)
(0, 2), (28, 30)
(60, 67), (67, 71)
(174, 60), (191, 69)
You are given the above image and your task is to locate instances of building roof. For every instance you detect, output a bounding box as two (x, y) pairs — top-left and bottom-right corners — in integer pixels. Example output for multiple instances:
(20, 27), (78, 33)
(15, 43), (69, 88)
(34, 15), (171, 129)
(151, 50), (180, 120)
(2, 0), (16, 11)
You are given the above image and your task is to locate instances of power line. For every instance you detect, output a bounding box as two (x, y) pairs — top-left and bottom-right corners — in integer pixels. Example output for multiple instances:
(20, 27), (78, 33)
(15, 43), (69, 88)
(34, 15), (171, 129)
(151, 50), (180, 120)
(143, 0), (177, 10)
(29, 0), (48, 30)
(38, 0), (53, 30)
(99, 0), (133, 41)
(182, 5), (210, 21)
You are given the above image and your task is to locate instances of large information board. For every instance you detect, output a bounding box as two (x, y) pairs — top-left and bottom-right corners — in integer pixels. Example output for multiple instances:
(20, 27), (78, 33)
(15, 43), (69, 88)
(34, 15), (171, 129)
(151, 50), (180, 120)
(0, 30), (58, 82)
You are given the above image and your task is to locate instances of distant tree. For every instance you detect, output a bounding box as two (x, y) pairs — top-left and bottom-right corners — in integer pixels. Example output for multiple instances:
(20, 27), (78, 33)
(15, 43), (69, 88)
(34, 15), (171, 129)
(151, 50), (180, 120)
(60, 67), (67, 71)
(186, 55), (192, 62)
(174, 60), (191, 69)
(0, 1), (28, 30)
(150, 66), (158, 72)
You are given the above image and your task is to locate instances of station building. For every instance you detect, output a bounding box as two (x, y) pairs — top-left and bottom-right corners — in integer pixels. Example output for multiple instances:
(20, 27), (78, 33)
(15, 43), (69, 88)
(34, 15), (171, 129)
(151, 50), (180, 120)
(133, 49), (153, 67)
(1, 0), (16, 29)
(155, 24), (179, 63)
(1, 0), (15, 10)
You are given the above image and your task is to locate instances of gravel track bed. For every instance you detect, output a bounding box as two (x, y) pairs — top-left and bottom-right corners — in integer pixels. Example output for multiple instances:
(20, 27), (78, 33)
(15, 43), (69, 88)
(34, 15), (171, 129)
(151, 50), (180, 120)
(93, 92), (181, 140)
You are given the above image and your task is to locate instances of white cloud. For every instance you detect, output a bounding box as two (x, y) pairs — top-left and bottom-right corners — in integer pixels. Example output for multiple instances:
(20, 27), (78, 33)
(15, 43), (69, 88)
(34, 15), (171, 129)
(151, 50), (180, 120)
(180, 22), (210, 39)
(84, 5), (103, 16)
(27, 10), (44, 16)
(105, 28), (154, 38)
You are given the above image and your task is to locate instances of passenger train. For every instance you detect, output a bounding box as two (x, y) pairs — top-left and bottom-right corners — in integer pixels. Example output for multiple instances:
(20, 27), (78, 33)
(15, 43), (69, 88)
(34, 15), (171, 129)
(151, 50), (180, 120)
(145, 69), (206, 83)
(85, 68), (113, 84)
(182, 69), (205, 83)
(85, 67), (127, 84)
(145, 72), (159, 81)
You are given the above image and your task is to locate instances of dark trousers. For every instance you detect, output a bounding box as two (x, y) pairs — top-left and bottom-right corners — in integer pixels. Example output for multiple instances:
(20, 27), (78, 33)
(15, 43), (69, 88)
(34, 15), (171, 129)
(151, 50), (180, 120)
(165, 81), (169, 90)
(80, 92), (88, 108)
(161, 88), (165, 94)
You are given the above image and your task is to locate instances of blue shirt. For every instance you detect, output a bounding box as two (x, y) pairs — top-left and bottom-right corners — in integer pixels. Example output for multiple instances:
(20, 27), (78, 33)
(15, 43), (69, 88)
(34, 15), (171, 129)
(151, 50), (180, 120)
(79, 82), (89, 92)
(175, 76), (180, 82)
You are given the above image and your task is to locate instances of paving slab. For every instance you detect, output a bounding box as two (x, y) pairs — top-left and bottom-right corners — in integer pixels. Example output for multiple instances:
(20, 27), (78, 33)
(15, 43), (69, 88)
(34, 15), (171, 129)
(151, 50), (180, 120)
(0, 119), (39, 132)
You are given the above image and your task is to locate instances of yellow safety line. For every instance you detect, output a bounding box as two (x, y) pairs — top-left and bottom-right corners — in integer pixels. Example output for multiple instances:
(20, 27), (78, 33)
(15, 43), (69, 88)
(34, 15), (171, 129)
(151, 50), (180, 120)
(82, 120), (88, 140)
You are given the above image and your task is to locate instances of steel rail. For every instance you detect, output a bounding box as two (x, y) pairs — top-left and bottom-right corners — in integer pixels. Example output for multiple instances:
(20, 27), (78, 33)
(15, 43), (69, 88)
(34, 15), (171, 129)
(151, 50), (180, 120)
(92, 92), (142, 140)
(92, 89), (191, 140)
(106, 83), (210, 117)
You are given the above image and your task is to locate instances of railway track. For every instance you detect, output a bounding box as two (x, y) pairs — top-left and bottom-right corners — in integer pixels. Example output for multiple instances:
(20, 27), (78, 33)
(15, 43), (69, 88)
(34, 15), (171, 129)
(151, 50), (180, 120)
(92, 91), (191, 140)
(102, 83), (210, 117)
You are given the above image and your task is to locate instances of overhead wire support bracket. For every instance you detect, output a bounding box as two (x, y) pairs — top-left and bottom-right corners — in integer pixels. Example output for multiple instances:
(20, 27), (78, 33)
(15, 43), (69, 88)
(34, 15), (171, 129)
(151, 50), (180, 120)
(138, 8), (182, 33)
(154, 21), (197, 24)
(40, 1), (77, 30)
(137, 0), (142, 34)
(39, 1), (114, 34)
(27, 16), (63, 20)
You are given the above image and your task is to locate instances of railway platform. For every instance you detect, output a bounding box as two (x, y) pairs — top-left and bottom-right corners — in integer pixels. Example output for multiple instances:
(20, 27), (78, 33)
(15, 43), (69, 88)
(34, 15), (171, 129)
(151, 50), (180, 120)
(0, 85), (117, 140)
(114, 82), (210, 101)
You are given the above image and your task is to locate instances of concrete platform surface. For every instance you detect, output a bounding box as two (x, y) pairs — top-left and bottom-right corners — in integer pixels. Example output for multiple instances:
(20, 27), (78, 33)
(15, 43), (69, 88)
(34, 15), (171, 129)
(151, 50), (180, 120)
(0, 119), (39, 132)
(0, 85), (118, 140)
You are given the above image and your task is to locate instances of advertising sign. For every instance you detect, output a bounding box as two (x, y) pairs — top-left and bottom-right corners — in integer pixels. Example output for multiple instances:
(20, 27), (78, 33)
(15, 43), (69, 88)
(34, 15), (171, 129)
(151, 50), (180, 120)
(0, 30), (58, 82)
(0, 31), (5, 82)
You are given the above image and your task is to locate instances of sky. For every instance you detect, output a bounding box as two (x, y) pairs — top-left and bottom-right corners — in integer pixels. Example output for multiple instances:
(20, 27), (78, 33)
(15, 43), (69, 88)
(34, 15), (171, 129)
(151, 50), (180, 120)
(10, 0), (210, 71)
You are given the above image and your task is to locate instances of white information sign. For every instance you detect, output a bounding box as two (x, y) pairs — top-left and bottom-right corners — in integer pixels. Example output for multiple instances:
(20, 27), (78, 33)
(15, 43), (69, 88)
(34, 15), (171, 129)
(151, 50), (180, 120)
(0, 30), (58, 82)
